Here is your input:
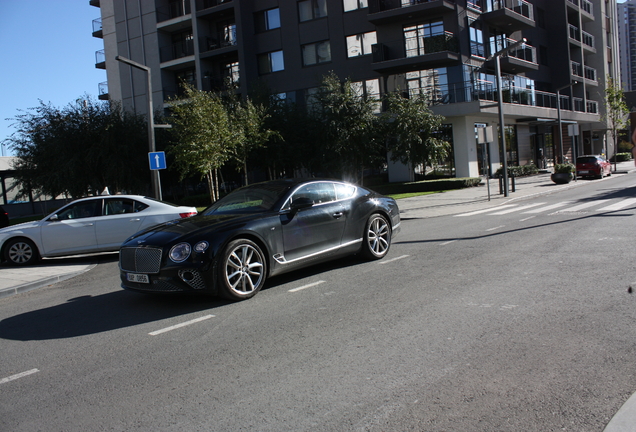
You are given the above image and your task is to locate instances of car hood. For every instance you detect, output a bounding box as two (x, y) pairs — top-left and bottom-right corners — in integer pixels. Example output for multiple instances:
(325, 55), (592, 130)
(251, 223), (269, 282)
(123, 213), (266, 246)
(0, 220), (41, 235)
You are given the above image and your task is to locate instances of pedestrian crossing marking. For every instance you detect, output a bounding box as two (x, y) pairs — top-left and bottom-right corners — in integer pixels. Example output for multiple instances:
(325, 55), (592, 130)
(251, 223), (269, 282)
(454, 198), (636, 217)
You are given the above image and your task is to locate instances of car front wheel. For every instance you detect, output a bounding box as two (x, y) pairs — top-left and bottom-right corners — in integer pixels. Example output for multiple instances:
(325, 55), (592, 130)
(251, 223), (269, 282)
(218, 239), (267, 301)
(4, 238), (39, 266)
(362, 213), (391, 260)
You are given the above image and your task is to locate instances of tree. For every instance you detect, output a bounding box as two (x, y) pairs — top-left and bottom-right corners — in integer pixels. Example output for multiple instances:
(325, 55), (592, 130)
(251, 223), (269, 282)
(168, 84), (235, 202)
(4, 97), (149, 199)
(381, 91), (450, 174)
(312, 72), (384, 183)
(604, 75), (629, 167)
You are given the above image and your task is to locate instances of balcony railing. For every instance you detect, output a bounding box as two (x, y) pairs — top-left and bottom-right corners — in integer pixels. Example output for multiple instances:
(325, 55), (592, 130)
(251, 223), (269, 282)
(92, 18), (102, 34)
(98, 81), (108, 100)
(368, 0), (450, 13)
(581, 0), (592, 15)
(424, 80), (598, 115)
(504, 38), (536, 63)
(156, 0), (191, 23)
(196, 0), (232, 11)
(199, 27), (237, 52)
(95, 49), (105, 67)
(569, 24), (595, 49)
(581, 30), (594, 49)
(467, 0), (482, 11)
(160, 39), (195, 62)
(584, 65), (596, 81)
(484, 0), (534, 21)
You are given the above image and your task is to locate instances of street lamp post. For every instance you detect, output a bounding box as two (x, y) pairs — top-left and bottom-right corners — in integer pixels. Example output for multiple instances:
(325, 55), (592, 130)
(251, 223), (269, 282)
(556, 81), (578, 165)
(488, 38), (527, 197)
(115, 55), (162, 200)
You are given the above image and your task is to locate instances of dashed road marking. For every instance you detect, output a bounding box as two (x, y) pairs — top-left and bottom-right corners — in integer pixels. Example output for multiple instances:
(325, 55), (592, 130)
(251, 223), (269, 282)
(149, 315), (215, 336)
(288, 280), (326, 293)
(0, 369), (39, 385)
(378, 254), (410, 264)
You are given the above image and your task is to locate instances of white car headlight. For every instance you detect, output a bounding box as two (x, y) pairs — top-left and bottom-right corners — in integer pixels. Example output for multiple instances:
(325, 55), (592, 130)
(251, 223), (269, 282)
(194, 241), (209, 253)
(169, 243), (191, 263)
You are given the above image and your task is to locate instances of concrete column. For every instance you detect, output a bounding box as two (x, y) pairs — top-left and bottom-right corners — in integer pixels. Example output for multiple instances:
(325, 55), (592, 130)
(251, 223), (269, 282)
(450, 116), (481, 178)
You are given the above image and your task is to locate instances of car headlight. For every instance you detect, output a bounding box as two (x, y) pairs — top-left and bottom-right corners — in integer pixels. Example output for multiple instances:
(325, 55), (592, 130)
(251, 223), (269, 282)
(169, 243), (191, 263)
(194, 241), (209, 253)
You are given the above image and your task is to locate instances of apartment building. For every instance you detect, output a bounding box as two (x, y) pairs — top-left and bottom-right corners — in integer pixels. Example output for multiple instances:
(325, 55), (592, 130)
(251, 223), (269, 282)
(90, 0), (619, 180)
(619, 0), (636, 92)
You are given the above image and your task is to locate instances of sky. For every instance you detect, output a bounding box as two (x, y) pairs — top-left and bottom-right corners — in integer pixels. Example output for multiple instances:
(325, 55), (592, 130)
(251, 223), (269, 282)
(0, 1), (104, 156)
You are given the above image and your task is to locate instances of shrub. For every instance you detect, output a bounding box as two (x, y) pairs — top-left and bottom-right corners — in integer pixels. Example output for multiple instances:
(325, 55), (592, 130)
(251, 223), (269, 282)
(554, 163), (575, 174)
(610, 152), (633, 162)
(495, 164), (539, 178)
(373, 177), (482, 195)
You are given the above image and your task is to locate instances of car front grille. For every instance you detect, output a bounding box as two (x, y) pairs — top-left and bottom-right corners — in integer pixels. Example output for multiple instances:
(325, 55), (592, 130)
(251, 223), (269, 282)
(120, 247), (163, 274)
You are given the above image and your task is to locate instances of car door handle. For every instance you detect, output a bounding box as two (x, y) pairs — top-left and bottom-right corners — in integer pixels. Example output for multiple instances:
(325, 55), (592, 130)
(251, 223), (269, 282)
(332, 212), (343, 219)
(83, 223), (94, 227)
(130, 218), (141, 222)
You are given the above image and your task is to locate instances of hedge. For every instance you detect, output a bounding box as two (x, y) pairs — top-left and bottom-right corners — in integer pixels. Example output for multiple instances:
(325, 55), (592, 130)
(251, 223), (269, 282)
(372, 177), (482, 195)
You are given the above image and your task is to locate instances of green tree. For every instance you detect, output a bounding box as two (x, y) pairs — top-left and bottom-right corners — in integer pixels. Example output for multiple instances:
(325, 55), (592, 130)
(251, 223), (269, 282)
(312, 72), (383, 183)
(604, 75), (629, 164)
(381, 91), (450, 173)
(168, 84), (235, 202)
(4, 97), (148, 199)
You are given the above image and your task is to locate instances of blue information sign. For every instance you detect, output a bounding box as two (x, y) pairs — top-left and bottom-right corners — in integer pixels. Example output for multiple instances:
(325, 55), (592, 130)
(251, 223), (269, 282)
(148, 151), (167, 170)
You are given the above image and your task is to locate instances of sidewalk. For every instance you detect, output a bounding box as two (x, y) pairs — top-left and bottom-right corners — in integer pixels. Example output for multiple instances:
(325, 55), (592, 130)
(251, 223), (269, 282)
(0, 261), (95, 299)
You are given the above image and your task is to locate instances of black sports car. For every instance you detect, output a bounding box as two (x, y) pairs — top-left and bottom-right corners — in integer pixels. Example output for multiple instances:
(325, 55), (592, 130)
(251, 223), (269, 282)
(119, 179), (400, 301)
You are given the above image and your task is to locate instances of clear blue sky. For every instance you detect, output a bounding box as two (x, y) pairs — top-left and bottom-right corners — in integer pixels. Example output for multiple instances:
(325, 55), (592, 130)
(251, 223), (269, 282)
(0, 1), (104, 156)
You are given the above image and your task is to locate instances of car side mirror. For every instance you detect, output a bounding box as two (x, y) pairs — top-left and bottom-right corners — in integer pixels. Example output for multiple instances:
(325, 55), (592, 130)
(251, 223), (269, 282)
(48, 214), (59, 222)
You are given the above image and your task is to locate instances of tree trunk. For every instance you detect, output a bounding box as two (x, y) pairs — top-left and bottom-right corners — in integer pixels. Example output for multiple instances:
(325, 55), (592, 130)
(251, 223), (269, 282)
(206, 170), (215, 203)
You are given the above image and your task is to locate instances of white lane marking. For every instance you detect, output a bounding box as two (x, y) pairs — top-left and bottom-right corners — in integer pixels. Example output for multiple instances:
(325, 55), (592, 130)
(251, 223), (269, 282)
(486, 225), (505, 232)
(0, 369), (39, 385)
(559, 200), (609, 212)
(597, 198), (636, 212)
(491, 203), (545, 215)
(149, 315), (215, 336)
(524, 202), (571, 213)
(454, 205), (517, 217)
(519, 216), (535, 222)
(440, 240), (458, 246)
(378, 254), (410, 264)
(288, 280), (326, 293)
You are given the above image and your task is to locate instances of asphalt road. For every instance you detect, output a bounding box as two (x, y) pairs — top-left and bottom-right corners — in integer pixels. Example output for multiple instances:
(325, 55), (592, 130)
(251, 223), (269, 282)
(2, 174), (636, 431)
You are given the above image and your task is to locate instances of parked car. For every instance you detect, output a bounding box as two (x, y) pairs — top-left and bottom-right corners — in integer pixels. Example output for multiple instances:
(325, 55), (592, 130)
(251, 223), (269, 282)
(119, 179), (401, 301)
(0, 195), (197, 266)
(576, 155), (611, 179)
(0, 206), (9, 229)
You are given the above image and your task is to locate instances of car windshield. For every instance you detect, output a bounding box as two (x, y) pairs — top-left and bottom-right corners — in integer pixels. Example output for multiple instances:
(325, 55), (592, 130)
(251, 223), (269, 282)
(202, 183), (290, 215)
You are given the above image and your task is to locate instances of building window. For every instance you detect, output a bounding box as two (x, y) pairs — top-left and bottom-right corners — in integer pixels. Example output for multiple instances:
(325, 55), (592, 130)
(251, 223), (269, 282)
(537, 7), (546, 29)
(299, 0), (328, 22)
(258, 50), (285, 74)
(346, 31), (377, 57)
(539, 45), (548, 66)
(255, 8), (280, 32)
(351, 79), (381, 113)
(302, 41), (331, 66)
(406, 68), (449, 103)
(223, 62), (240, 87)
(489, 29), (508, 57)
(343, 0), (368, 12)
(404, 20), (444, 58)
(305, 87), (320, 113)
(468, 18), (485, 57)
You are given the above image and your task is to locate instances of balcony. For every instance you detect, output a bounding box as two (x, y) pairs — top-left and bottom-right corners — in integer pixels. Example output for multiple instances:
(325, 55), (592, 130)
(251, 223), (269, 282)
(157, 1), (191, 23)
(570, 61), (597, 84)
(98, 82), (108, 101)
(566, 0), (593, 20)
(95, 49), (105, 69)
(160, 39), (195, 63)
(92, 18), (102, 38)
(372, 32), (460, 74)
(482, 0), (535, 31)
(367, 0), (455, 25)
(487, 38), (538, 73)
(196, 0), (233, 13)
(569, 24), (596, 52)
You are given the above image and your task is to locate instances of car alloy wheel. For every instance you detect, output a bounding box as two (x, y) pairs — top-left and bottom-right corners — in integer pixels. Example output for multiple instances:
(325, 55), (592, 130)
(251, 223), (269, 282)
(5, 238), (38, 266)
(219, 239), (266, 300)
(362, 214), (391, 260)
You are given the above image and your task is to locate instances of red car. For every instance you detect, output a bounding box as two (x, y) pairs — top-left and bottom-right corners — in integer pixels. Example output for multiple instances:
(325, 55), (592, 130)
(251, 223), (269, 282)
(576, 155), (611, 179)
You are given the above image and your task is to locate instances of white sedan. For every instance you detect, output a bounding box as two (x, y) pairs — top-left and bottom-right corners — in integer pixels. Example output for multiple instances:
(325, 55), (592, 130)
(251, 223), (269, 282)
(0, 195), (197, 266)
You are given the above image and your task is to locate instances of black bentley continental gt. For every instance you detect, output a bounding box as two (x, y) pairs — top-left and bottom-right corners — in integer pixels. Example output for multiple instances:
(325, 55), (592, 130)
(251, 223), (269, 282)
(119, 179), (400, 300)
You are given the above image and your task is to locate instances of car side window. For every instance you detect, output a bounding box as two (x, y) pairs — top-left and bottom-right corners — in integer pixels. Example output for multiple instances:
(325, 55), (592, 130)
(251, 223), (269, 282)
(334, 183), (356, 200)
(56, 200), (101, 220)
(134, 201), (149, 212)
(104, 199), (135, 215)
(289, 182), (336, 207)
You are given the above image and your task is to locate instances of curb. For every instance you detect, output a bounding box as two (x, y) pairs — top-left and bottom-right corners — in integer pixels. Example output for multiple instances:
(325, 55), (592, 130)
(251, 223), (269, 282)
(0, 264), (96, 300)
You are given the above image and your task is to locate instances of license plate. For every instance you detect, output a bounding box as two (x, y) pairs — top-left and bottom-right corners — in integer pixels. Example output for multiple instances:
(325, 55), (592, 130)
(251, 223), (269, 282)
(127, 273), (149, 283)
(578, 170), (589, 174)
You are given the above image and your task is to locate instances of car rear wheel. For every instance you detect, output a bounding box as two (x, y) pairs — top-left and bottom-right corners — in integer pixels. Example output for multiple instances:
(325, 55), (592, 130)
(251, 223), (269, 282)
(218, 239), (267, 301)
(4, 238), (39, 266)
(361, 213), (391, 260)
